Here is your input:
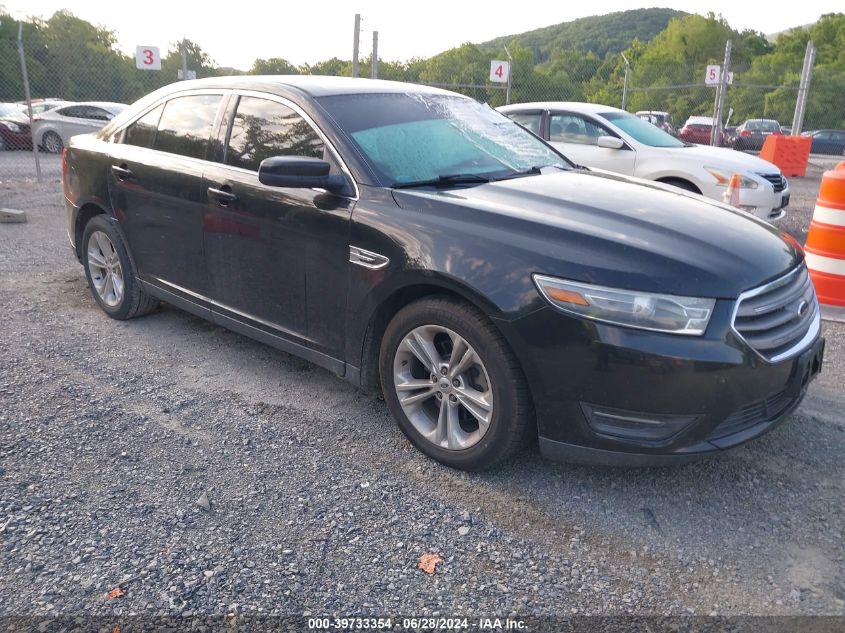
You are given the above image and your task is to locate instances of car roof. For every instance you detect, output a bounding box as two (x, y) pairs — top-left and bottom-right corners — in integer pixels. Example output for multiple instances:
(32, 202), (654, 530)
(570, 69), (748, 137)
(161, 75), (457, 99)
(498, 102), (626, 115)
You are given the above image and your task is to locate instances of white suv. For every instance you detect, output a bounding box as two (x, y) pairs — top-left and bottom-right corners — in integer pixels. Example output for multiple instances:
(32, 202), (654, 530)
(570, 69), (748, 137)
(499, 102), (789, 222)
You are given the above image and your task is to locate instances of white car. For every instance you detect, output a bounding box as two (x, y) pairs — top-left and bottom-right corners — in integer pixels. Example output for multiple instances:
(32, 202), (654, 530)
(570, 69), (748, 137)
(498, 102), (789, 222)
(33, 101), (127, 154)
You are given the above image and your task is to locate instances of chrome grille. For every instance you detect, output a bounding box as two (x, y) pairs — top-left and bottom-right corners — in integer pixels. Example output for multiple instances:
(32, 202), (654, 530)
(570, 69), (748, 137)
(733, 265), (819, 362)
(758, 172), (786, 193)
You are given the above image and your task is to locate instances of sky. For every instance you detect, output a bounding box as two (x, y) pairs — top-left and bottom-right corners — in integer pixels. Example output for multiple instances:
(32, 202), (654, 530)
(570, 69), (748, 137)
(3, 1), (842, 69)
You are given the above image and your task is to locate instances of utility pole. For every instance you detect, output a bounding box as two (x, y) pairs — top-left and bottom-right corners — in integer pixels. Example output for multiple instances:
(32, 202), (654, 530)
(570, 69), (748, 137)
(17, 21), (41, 182)
(371, 31), (378, 79)
(180, 43), (188, 80)
(621, 52), (630, 111)
(792, 40), (816, 135)
(352, 14), (361, 78)
(711, 39), (731, 147)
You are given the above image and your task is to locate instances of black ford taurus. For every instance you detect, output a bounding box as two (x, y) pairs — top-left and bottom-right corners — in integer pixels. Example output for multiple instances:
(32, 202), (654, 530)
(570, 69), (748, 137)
(63, 76), (824, 470)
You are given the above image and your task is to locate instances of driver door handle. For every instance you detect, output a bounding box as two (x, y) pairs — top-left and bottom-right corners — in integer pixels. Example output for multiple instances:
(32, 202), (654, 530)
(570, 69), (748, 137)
(207, 186), (238, 205)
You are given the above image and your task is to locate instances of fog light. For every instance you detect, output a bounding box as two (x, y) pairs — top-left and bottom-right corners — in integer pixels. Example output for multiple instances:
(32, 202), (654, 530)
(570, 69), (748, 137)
(581, 403), (699, 443)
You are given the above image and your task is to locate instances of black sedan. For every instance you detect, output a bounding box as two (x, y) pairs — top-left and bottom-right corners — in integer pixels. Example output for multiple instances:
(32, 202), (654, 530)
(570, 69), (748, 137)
(803, 129), (845, 156)
(62, 76), (823, 469)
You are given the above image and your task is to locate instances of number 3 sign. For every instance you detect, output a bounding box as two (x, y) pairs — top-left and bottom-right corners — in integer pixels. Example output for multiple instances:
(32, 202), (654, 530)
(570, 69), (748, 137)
(490, 60), (510, 83)
(135, 46), (161, 70)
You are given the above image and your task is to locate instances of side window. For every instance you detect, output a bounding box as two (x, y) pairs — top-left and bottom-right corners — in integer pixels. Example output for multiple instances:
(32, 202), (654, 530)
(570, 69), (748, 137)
(550, 113), (605, 145)
(58, 106), (85, 119)
(154, 94), (222, 160)
(226, 96), (324, 171)
(124, 104), (164, 149)
(508, 112), (542, 136)
(85, 107), (113, 121)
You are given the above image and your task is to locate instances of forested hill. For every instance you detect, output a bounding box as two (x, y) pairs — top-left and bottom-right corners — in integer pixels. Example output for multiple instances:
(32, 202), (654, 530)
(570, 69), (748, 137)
(481, 8), (687, 60)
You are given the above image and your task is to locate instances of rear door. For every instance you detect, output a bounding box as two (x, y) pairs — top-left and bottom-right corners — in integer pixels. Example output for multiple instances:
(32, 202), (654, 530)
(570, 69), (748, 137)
(108, 92), (226, 300)
(548, 111), (636, 174)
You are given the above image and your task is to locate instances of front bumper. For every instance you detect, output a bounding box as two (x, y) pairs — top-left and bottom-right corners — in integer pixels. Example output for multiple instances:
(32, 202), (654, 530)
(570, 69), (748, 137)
(700, 179), (789, 222)
(498, 305), (824, 466)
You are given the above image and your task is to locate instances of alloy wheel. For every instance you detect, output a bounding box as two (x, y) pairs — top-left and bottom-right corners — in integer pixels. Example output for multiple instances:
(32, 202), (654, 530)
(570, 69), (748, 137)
(392, 325), (493, 451)
(87, 230), (124, 307)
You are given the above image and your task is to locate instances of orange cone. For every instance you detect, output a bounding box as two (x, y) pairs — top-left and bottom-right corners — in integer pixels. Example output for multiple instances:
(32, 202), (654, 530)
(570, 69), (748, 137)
(805, 163), (845, 322)
(722, 173), (741, 207)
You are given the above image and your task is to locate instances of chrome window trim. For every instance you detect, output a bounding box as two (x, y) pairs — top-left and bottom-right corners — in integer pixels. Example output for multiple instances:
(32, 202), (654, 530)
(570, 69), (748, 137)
(231, 89), (359, 201)
(730, 265), (821, 364)
(111, 87), (359, 200)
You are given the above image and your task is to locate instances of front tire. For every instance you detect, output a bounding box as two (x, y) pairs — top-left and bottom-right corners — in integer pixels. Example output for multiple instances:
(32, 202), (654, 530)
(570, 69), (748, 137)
(379, 296), (533, 470)
(81, 215), (158, 320)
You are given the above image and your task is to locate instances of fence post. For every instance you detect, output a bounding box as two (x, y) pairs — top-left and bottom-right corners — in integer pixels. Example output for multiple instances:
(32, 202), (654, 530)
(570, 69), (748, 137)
(791, 40), (816, 135)
(17, 21), (41, 183)
(352, 14), (361, 78)
(504, 46), (513, 105)
(621, 53), (630, 111)
(711, 39), (732, 147)
(371, 31), (378, 79)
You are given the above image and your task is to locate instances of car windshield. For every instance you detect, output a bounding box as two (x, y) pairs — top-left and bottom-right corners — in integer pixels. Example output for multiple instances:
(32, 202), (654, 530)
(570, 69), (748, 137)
(317, 93), (569, 186)
(0, 104), (23, 117)
(600, 111), (684, 148)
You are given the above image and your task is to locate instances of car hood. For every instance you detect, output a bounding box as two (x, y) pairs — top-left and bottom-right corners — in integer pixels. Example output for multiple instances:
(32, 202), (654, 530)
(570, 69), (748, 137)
(666, 144), (781, 174)
(391, 169), (801, 299)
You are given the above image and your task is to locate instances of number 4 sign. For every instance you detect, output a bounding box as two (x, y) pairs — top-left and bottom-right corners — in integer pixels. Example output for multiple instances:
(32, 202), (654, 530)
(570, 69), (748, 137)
(490, 60), (510, 83)
(136, 46), (161, 70)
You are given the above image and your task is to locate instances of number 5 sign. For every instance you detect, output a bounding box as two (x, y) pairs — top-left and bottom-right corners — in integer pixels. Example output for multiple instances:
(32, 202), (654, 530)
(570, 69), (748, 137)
(705, 64), (720, 85)
(136, 46), (161, 70)
(490, 60), (510, 83)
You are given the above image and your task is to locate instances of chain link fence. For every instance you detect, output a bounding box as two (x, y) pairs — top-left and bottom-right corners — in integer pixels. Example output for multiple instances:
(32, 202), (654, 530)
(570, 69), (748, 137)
(2, 27), (844, 184)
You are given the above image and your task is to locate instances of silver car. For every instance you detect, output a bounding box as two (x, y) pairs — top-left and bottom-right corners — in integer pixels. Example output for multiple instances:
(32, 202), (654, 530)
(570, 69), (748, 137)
(33, 101), (127, 153)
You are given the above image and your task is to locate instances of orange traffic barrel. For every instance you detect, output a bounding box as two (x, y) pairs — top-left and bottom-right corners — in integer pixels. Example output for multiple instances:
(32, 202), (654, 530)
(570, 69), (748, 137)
(805, 162), (845, 322)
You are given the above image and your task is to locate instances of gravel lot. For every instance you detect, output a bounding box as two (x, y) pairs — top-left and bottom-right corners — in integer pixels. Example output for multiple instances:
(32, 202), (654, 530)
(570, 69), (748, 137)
(0, 167), (843, 626)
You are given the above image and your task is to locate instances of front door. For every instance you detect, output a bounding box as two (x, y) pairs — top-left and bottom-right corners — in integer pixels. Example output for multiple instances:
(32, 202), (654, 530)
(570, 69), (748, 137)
(548, 111), (637, 175)
(202, 94), (354, 354)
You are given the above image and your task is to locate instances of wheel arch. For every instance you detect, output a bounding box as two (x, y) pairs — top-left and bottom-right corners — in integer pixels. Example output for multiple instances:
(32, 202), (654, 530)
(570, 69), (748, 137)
(654, 176), (702, 194)
(74, 202), (108, 261)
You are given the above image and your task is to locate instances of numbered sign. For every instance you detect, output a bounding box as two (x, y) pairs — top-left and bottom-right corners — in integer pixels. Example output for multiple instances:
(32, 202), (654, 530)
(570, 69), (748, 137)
(136, 46), (161, 70)
(490, 60), (510, 83)
(705, 64), (720, 85)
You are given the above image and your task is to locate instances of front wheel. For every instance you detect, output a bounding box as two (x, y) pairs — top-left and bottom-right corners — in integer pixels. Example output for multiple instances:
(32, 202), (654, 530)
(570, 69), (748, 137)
(379, 297), (533, 470)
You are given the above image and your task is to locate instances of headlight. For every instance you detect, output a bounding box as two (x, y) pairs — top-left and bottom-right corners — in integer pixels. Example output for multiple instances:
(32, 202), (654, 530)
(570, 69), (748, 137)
(704, 167), (759, 189)
(533, 274), (716, 336)
(2, 121), (21, 133)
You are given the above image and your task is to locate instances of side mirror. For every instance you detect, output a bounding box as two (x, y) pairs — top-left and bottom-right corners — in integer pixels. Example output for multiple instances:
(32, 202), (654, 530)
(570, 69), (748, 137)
(258, 156), (347, 193)
(597, 135), (625, 150)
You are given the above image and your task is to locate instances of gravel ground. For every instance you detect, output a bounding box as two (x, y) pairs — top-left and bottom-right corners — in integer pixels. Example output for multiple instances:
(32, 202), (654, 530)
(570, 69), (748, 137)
(0, 175), (843, 626)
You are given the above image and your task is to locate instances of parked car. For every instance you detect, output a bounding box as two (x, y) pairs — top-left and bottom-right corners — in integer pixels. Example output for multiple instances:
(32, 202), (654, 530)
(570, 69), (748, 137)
(499, 102), (789, 222)
(63, 76), (823, 470)
(802, 129), (845, 156)
(0, 102), (32, 150)
(679, 116), (724, 145)
(33, 101), (127, 153)
(780, 125), (792, 135)
(635, 110), (677, 136)
(732, 119), (782, 151)
(18, 99), (71, 115)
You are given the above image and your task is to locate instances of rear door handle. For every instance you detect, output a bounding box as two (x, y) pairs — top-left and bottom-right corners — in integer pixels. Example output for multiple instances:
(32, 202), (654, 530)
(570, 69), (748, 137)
(207, 186), (238, 205)
(111, 164), (134, 181)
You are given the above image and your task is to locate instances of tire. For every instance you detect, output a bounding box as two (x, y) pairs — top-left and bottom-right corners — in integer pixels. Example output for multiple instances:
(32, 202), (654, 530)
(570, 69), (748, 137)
(81, 215), (159, 320)
(42, 131), (63, 154)
(379, 296), (533, 470)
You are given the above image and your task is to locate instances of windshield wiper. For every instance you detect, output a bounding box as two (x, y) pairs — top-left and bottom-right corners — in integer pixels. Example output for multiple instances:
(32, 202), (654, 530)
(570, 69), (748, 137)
(391, 173), (490, 189)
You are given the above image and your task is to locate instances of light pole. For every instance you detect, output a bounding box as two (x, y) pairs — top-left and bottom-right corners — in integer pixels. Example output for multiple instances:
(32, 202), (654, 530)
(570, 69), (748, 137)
(621, 52), (630, 111)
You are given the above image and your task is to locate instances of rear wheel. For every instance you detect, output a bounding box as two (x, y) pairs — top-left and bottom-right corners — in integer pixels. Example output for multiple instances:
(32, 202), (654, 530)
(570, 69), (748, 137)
(82, 215), (158, 320)
(379, 297), (533, 470)
(42, 131), (63, 154)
